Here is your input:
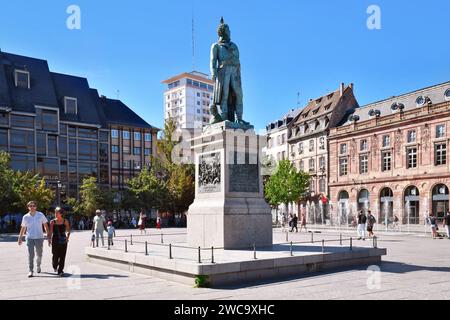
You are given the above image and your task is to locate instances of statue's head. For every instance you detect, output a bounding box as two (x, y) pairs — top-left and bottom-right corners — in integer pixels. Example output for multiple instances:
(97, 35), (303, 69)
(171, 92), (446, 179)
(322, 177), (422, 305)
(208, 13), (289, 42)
(217, 17), (231, 42)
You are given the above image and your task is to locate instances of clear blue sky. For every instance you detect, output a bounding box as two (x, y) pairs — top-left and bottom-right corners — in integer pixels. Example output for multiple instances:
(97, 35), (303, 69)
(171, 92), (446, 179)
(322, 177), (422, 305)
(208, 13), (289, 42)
(1, 0), (449, 131)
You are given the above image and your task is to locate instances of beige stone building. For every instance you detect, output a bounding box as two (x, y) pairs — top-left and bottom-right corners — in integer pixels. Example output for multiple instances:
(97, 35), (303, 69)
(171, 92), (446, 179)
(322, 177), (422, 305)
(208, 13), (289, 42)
(288, 84), (358, 222)
(329, 81), (450, 227)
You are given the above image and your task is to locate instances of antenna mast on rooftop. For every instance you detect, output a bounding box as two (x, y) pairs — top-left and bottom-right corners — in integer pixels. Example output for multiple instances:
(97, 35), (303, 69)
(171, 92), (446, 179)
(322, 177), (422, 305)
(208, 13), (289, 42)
(191, 0), (196, 71)
(297, 91), (301, 107)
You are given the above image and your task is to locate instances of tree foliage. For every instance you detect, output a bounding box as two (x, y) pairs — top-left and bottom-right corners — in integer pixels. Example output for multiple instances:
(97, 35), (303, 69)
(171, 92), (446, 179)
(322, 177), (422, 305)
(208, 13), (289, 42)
(128, 120), (195, 215)
(0, 152), (55, 215)
(264, 160), (310, 209)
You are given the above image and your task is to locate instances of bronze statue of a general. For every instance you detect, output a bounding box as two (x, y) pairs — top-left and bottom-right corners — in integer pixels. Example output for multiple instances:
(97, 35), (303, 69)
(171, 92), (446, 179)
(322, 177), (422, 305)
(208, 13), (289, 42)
(210, 17), (249, 126)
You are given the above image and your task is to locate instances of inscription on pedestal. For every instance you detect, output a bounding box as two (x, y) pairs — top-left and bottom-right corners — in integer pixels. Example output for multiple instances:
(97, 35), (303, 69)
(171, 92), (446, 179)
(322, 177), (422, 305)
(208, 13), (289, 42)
(198, 152), (221, 193)
(229, 152), (259, 193)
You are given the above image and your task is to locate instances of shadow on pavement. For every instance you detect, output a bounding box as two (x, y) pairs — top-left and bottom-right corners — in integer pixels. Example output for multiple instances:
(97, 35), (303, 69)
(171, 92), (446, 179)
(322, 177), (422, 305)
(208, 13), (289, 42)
(380, 261), (450, 274)
(0, 234), (18, 242)
(78, 274), (129, 280)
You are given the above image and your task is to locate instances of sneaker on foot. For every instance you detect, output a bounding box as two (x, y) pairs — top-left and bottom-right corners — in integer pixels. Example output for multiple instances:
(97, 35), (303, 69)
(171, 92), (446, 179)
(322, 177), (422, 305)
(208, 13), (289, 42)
(37, 267), (41, 274)
(28, 272), (33, 278)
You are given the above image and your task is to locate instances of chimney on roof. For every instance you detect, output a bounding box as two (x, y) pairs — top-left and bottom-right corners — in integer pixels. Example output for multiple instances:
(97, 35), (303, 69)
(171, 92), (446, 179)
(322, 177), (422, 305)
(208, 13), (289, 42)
(340, 83), (345, 97)
(101, 95), (106, 99)
(349, 83), (354, 90)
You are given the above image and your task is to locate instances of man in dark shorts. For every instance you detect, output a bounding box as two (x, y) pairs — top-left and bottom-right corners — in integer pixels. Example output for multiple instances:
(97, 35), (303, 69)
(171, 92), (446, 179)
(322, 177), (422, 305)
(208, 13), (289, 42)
(367, 210), (376, 238)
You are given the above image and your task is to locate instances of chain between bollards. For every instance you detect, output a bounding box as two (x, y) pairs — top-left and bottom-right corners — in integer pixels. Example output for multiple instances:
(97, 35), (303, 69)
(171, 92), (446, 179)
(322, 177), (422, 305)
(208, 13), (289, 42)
(350, 237), (353, 251)
(125, 239), (128, 253)
(198, 246), (202, 264)
(290, 241), (293, 256)
(145, 241), (148, 256)
(253, 243), (257, 260)
(169, 244), (173, 260)
(211, 247), (215, 264)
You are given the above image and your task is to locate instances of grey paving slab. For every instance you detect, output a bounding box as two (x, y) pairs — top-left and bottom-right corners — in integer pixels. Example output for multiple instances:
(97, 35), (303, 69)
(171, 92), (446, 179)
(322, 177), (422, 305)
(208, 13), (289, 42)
(1, 228), (450, 300)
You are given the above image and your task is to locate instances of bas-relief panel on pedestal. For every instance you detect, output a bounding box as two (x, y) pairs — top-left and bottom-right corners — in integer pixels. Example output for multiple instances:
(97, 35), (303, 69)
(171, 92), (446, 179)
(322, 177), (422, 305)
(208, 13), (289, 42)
(198, 152), (221, 194)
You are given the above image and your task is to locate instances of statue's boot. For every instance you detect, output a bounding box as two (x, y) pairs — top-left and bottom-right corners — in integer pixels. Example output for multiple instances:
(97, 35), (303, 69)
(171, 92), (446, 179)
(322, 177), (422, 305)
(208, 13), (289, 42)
(210, 105), (224, 124)
(236, 113), (250, 126)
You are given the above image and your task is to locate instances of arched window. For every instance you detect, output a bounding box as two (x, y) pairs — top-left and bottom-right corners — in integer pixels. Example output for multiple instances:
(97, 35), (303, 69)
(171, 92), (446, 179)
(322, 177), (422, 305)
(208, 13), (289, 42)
(405, 186), (420, 225)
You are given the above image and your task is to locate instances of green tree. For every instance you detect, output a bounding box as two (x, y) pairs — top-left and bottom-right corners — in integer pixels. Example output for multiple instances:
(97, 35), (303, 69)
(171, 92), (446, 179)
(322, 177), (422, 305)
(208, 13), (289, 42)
(0, 152), (19, 215)
(78, 177), (103, 217)
(12, 172), (54, 213)
(157, 119), (178, 165)
(0, 151), (54, 215)
(163, 163), (195, 216)
(264, 160), (310, 220)
(128, 167), (166, 211)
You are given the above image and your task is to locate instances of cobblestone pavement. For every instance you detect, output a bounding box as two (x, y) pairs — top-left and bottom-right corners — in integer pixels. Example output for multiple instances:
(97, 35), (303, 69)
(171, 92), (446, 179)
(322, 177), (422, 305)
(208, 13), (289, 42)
(1, 229), (449, 300)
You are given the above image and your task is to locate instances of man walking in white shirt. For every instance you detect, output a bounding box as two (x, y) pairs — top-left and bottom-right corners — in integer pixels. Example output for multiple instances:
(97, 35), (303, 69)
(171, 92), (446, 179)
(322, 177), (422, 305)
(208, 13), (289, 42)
(18, 201), (50, 278)
(92, 209), (107, 247)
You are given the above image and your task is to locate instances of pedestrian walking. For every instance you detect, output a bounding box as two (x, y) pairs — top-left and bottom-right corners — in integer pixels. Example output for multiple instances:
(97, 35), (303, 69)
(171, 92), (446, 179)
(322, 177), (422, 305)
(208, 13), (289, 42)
(107, 221), (116, 246)
(290, 214), (299, 233)
(430, 213), (438, 239)
(138, 211), (147, 235)
(18, 201), (50, 278)
(357, 210), (367, 240)
(92, 210), (107, 247)
(367, 210), (376, 238)
(49, 207), (70, 277)
(299, 213), (307, 233)
(131, 217), (137, 229)
(78, 219), (84, 231)
(443, 211), (450, 239)
(156, 217), (162, 230)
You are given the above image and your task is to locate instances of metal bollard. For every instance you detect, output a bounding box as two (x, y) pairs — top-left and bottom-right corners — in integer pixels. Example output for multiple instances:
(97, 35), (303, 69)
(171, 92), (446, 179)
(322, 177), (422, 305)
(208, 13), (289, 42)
(374, 236), (378, 249)
(125, 239), (128, 253)
(286, 232), (289, 242)
(161, 233), (164, 244)
(311, 232), (314, 244)
(350, 237), (353, 251)
(253, 243), (257, 260)
(211, 247), (215, 264)
(169, 244), (173, 260)
(340, 234), (342, 246)
(145, 241), (148, 256)
(322, 240), (325, 253)
(198, 246), (202, 264)
(290, 241), (293, 256)
(107, 240), (110, 251)
(130, 234), (133, 246)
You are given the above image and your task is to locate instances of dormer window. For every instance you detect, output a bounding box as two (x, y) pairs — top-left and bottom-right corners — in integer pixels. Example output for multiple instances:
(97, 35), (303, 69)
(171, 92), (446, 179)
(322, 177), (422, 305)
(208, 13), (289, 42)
(64, 97), (78, 115)
(416, 95), (426, 107)
(445, 89), (450, 101)
(15, 70), (30, 89)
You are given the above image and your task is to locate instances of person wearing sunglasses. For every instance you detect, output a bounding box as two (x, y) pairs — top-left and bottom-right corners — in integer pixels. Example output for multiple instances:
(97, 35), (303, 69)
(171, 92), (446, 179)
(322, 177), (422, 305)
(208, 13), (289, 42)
(18, 201), (50, 278)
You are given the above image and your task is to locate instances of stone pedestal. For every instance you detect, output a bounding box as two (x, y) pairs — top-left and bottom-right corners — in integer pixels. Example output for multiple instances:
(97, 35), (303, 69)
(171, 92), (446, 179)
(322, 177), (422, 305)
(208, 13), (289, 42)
(187, 122), (273, 250)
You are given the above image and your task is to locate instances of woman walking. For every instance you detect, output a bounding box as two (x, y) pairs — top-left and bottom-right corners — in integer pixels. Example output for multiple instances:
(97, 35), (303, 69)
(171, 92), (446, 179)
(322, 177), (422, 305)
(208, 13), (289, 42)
(138, 211), (147, 235)
(299, 213), (307, 233)
(430, 213), (438, 239)
(49, 207), (70, 276)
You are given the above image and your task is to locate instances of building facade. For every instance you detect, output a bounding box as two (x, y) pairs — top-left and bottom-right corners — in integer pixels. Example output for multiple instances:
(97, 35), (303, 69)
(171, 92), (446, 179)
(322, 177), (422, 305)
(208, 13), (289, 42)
(265, 108), (302, 164)
(0, 51), (158, 203)
(288, 84), (359, 222)
(329, 81), (450, 226)
(162, 72), (214, 163)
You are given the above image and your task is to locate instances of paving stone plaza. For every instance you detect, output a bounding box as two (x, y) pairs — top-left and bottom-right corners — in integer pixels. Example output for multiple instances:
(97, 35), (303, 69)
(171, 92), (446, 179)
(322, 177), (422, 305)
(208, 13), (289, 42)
(1, 228), (449, 300)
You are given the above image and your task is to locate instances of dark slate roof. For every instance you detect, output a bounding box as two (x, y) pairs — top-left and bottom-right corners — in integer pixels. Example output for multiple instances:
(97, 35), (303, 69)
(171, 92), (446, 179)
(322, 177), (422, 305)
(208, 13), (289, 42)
(98, 97), (157, 130)
(0, 51), (158, 131)
(0, 52), (58, 112)
(51, 72), (103, 126)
